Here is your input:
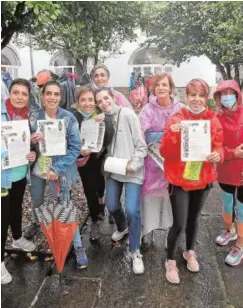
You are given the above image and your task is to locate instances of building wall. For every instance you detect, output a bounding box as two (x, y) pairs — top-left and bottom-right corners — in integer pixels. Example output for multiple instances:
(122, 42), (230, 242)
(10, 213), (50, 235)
(2, 38), (216, 88)
(106, 53), (216, 88)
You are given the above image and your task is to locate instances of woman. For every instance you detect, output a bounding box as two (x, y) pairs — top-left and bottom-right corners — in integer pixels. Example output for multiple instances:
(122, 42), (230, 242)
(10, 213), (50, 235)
(160, 79), (223, 284)
(95, 88), (147, 274)
(25, 80), (88, 270)
(90, 64), (132, 108)
(213, 80), (243, 266)
(73, 85), (114, 241)
(139, 73), (181, 245)
(1, 78), (36, 284)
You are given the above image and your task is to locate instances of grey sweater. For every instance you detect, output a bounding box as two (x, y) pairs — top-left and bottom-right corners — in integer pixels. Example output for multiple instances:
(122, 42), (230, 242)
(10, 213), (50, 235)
(108, 107), (148, 185)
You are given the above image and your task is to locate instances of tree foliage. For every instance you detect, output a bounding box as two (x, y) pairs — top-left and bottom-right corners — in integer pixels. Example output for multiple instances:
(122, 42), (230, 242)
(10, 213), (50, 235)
(27, 1), (143, 73)
(1, 1), (61, 49)
(141, 1), (243, 88)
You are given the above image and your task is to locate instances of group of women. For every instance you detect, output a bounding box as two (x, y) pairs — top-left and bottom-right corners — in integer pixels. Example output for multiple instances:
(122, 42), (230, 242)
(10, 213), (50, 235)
(1, 64), (243, 286)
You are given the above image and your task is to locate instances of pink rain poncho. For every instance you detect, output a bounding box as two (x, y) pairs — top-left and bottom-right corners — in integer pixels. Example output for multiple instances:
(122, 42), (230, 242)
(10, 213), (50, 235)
(139, 95), (182, 198)
(129, 84), (147, 110)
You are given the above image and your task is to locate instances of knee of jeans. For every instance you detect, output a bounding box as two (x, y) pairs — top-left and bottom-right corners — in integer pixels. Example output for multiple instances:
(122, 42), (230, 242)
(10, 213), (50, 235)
(107, 205), (118, 215)
(126, 205), (140, 218)
(31, 195), (44, 208)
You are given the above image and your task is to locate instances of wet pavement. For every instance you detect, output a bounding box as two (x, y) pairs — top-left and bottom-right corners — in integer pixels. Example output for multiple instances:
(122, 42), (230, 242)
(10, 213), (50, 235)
(2, 184), (243, 308)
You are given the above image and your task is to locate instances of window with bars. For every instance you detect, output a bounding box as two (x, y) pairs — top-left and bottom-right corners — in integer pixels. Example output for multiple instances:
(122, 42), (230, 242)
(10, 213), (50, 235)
(132, 65), (172, 77)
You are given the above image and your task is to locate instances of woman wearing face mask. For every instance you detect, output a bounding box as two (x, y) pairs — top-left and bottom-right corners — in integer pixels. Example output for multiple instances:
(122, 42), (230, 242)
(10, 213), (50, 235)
(95, 88), (147, 274)
(1, 78), (36, 284)
(25, 80), (88, 270)
(90, 64), (132, 108)
(213, 80), (243, 266)
(160, 79), (223, 284)
(73, 85), (114, 241)
(139, 73), (181, 246)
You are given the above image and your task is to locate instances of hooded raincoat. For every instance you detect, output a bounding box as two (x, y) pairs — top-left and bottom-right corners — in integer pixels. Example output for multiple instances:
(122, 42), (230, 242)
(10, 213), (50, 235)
(160, 107), (224, 191)
(213, 80), (243, 186)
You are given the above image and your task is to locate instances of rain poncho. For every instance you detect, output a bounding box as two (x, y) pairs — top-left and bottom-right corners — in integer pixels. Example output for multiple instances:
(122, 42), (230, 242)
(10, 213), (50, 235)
(130, 82), (147, 110)
(139, 95), (182, 197)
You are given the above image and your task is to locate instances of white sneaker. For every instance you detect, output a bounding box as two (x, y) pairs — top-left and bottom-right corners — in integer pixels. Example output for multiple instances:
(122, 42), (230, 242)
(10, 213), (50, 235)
(12, 236), (36, 252)
(111, 228), (128, 241)
(1, 262), (12, 284)
(131, 250), (144, 274)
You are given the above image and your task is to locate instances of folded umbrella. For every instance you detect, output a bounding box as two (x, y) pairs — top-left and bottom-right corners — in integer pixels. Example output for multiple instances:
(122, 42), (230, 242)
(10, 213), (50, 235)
(35, 191), (80, 273)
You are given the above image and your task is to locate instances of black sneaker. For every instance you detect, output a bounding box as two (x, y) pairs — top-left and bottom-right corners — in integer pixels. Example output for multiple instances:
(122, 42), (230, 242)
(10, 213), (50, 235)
(90, 222), (100, 241)
(24, 223), (40, 240)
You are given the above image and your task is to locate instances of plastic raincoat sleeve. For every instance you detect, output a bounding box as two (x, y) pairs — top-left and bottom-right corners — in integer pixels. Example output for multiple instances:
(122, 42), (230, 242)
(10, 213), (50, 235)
(139, 106), (163, 145)
(160, 116), (181, 160)
(51, 117), (81, 175)
(127, 112), (148, 172)
(211, 117), (224, 162)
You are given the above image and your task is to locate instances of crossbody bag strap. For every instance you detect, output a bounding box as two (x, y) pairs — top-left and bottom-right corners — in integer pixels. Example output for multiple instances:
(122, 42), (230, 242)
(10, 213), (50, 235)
(111, 107), (122, 156)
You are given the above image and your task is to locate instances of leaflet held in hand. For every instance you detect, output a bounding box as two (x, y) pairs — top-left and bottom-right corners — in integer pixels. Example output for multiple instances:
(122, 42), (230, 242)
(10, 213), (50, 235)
(148, 142), (164, 171)
(181, 120), (211, 161)
(37, 120), (66, 156)
(1, 120), (30, 170)
(80, 119), (105, 152)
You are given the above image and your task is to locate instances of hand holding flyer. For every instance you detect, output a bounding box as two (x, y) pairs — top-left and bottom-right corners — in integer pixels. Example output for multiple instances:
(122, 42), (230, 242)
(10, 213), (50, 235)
(80, 119), (105, 153)
(37, 120), (66, 156)
(1, 120), (30, 170)
(181, 120), (211, 161)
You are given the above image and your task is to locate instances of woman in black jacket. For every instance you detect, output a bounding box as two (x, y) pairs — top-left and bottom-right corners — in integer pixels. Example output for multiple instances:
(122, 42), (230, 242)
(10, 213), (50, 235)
(73, 85), (114, 241)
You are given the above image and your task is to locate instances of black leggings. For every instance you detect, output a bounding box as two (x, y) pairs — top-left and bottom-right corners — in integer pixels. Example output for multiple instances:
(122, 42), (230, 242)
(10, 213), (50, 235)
(167, 184), (211, 260)
(78, 156), (105, 222)
(1, 178), (26, 261)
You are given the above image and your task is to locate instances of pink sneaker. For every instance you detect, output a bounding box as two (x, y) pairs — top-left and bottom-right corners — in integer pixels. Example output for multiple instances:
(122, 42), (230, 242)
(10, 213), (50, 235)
(183, 250), (199, 272)
(165, 260), (180, 284)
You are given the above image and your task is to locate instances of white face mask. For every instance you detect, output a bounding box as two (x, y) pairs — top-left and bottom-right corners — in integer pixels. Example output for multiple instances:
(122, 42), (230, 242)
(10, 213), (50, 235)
(221, 94), (237, 109)
(187, 105), (206, 115)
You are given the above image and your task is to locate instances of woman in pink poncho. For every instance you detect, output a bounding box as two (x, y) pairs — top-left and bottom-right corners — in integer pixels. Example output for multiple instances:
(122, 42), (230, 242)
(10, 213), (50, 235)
(139, 73), (182, 245)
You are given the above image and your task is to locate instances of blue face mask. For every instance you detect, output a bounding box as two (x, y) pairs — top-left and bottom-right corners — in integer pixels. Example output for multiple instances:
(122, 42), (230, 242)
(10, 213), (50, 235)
(221, 95), (237, 109)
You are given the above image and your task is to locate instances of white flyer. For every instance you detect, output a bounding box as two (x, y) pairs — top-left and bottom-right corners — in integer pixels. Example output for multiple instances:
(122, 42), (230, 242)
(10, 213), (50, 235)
(80, 119), (105, 153)
(181, 120), (211, 161)
(104, 157), (129, 175)
(37, 119), (66, 156)
(148, 142), (164, 171)
(1, 120), (30, 170)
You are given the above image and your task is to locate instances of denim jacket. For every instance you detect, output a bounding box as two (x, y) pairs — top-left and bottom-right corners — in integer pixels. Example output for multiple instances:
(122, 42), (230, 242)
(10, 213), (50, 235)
(29, 107), (81, 190)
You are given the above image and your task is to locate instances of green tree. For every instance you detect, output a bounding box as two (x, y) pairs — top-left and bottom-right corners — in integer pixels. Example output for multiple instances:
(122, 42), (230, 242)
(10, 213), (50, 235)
(28, 1), (143, 74)
(141, 1), (243, 88)
(1, 1), (61, 49)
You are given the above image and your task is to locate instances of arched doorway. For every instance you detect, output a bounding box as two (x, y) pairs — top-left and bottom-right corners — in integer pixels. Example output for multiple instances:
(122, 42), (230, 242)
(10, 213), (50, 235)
(1, 45), (21, 79)
(49, 52), (75, 75)
(128, 47), (173, 78)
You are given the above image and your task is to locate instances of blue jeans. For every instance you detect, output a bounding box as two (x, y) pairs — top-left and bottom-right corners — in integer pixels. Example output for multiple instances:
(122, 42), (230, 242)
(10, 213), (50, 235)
(30, 174), (82, 248)
(105, 177), (142, 252)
